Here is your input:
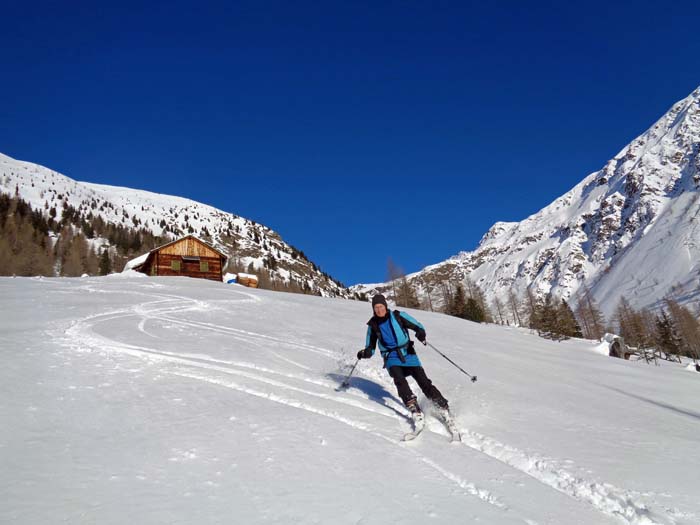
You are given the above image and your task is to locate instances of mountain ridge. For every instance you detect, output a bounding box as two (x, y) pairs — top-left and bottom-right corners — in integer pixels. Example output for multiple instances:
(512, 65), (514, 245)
(353, 86), (700, 318)
(0, 151), (350, 297)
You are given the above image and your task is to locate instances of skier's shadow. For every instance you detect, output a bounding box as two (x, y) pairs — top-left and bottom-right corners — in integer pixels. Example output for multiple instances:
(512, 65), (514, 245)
(327, 374), (410, 421)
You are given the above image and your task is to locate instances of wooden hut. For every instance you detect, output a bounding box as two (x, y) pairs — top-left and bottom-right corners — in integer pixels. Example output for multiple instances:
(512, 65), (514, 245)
(125, 235), (227, 282)
(236, 272), (259, 288)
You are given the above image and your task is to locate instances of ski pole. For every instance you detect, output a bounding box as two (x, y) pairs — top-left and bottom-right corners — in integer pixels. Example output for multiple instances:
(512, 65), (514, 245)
(338, 357), (361, 389)
(426, 342), (477, 383)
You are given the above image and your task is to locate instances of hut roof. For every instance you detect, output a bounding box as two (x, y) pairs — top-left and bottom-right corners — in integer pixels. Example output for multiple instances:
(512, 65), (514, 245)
(124, 252), (149, 271)
(123, 235), (228, 272)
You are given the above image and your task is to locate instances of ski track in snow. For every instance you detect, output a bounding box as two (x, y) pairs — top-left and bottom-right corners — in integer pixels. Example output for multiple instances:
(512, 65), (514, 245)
(269, 350), (314, 370)
(53, 290), (531, 522)
(454, 427), (661, 525)
(152, 315), (338, 358)
(55, 286), (675, 525)
(168, 368), (510, 512)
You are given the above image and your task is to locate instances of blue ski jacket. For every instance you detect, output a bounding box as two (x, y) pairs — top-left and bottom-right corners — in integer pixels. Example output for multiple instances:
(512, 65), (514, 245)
(365, 310), (426, 368)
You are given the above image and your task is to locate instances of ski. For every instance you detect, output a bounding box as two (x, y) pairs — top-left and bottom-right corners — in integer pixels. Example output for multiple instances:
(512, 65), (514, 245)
(436, 408), (461, 442)
(402, 413), (425, 441)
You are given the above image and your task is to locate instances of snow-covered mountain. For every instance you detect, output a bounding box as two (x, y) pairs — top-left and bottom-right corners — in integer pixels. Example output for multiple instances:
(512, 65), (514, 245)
(0, 152), (349, 296)
(354, 86), (700, 319)
(2, 275), (698, 524)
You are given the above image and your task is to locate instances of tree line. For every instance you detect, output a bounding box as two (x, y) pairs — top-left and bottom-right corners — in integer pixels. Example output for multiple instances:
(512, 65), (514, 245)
(383, 258), (700, 363)
(614, 294), (700, 361)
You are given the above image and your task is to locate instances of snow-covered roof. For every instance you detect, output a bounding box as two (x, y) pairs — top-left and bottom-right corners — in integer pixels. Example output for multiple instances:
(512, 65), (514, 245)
(123, 252), (149, 271)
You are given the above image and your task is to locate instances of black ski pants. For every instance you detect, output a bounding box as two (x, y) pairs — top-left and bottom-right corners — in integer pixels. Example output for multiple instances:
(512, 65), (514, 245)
(388, 366), (448, 408)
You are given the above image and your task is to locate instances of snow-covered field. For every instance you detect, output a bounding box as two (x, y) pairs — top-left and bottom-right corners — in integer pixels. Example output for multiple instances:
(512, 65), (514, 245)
(1, 275), (698, 525)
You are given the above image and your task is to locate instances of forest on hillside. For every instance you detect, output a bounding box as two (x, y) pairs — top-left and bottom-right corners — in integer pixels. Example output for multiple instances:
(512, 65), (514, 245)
(0, 193), (346, 297)
(386, 263), (700, 363)
(0, 193), (164, 277)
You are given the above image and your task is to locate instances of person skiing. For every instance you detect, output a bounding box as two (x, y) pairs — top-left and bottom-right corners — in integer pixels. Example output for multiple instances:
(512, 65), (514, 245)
(357, 294), (450, 420)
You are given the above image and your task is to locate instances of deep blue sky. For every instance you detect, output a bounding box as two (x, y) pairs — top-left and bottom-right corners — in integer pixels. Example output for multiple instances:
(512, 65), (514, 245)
(2, 1), (699, 285)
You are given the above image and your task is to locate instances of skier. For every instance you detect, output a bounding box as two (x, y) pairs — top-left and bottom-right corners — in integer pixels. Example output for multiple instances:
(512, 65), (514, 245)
(357, 294), (450, 421)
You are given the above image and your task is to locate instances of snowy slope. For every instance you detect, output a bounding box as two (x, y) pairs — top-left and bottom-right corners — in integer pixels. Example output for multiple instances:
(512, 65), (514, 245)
(354, 87), (700, 318)
(2, 276), (698, 524)
(0, 152), (348, 296)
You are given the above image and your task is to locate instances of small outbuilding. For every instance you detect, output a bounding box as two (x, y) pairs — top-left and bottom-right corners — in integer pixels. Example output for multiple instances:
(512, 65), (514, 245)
(602, 333), (632, 360)
(236, 272), (259, 288)
(125, 235), (227, 282)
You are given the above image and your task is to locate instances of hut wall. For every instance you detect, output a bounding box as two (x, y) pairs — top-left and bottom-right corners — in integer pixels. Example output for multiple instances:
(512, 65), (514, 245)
(155, 253), (223, 281)
(237, 274), (259, 288)
(130, 236), (227, 282)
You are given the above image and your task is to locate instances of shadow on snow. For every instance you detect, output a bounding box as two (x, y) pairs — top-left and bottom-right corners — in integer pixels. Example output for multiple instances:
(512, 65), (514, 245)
(326, 373), (409, 421)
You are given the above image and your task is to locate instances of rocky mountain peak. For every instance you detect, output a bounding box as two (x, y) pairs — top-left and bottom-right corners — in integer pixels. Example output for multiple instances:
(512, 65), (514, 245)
(354, 86), (700, 319)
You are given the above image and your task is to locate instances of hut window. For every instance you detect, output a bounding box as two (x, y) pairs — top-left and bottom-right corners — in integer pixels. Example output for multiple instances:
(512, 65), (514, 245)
(171, 260), (181, 271)
(200, 261), (209, 272)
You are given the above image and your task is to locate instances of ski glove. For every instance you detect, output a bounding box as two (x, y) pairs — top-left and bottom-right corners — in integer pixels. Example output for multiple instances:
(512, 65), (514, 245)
(357, 348), (371, 360)
(415, 330), (427, 344)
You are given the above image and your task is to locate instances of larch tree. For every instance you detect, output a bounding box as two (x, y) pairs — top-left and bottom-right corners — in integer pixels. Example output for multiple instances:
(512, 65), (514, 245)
(576, 285), (606, 340)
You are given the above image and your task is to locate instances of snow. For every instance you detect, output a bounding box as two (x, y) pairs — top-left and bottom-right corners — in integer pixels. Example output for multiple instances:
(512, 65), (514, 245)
(593, 340), (612, 356)
(107, 269), (148, 279)
(2, 276), (698, 524)
(124, 252), (149, 271)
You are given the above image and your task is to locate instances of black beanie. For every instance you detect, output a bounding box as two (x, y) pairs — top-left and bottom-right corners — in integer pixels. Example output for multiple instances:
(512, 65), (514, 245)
(372, 294), (388, 308)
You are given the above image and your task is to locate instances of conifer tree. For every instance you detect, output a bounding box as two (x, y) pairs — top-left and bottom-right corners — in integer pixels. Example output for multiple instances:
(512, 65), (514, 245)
(576, 285), (606, 339)
(0, 236), (12, 274)
(558, 299), (582, 338)
(664, 298), (700, 360)
(0, 196), (54, 276)
(525, 287), (540, 330)
(99, 249), (112, 275)
(615, 296), (650, 348)
(654, 310), (682, 361)
(449, 283), (468, 319)
(61, 244), (83, 276)
(397, 276), (420, 309)
(464, 297), (485, 323)
(440, 281), (453, 314)
(507, 289), (523, 326)
(464, 277), (493, 323)
(532, 294), (556, 336)
(492, 297), (506, 324)
(84, 244), (99, 275)
(420, 277), (434, 312)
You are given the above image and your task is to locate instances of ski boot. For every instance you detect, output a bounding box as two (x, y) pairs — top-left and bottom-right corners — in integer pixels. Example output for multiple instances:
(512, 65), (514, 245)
(402, 396), (425, 441)
(407, 396), (424, 425)
(432, 397), (461, 442)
